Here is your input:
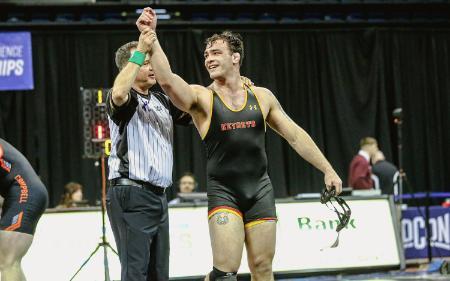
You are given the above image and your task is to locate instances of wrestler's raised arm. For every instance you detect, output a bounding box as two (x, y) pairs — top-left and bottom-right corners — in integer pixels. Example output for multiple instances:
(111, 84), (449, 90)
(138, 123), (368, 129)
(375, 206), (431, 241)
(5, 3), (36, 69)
(136, 8), (206, 113)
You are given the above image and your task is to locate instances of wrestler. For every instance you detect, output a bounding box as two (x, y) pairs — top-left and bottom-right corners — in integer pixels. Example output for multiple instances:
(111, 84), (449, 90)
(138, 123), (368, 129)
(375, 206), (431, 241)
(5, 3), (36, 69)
(137, 9), (342, 281)
(0, 138), (48, 281)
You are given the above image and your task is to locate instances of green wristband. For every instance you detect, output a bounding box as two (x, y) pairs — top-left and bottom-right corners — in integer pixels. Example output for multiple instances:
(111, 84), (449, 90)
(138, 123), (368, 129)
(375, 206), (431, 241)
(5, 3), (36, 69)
(128, 50), (145, 66)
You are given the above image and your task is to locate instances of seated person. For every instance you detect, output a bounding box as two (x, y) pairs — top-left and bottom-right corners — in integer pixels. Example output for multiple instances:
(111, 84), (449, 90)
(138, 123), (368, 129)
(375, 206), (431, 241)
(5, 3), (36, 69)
(169, 172), (200, 205)
(371, 150), (399, 194)
(348, 137), (378, 189)
(56, 182), (87, 208)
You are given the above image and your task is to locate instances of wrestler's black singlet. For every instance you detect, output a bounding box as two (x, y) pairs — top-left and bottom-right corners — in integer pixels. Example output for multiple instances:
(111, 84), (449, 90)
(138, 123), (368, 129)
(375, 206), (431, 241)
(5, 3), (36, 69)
(0, 138), (48, 234)
(203, 86), (276, 224)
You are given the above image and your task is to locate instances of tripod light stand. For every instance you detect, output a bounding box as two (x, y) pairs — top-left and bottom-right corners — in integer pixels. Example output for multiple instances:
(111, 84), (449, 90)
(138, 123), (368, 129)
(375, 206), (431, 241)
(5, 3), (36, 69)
(69, 156), (118, 281)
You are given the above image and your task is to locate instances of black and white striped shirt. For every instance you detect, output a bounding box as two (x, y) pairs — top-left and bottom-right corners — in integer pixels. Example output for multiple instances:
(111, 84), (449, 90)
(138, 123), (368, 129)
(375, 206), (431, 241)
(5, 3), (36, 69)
(106, 88), (190, 188)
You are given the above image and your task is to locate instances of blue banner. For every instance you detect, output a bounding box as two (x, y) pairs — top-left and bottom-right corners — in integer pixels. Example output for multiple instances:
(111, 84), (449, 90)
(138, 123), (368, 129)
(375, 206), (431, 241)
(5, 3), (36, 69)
(402, 206), (450, 259)
(0, 32), (34, 91)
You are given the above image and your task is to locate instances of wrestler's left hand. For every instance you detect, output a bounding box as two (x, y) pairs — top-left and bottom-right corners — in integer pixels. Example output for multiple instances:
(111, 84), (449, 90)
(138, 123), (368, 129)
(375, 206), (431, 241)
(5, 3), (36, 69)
(324, 169), (342, 195)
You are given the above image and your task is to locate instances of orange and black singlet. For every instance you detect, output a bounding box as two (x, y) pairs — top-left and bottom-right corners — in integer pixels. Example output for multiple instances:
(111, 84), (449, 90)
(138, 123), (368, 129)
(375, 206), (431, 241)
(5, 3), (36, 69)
(203, 86), (276, 224)
(0, 138), (48, 234)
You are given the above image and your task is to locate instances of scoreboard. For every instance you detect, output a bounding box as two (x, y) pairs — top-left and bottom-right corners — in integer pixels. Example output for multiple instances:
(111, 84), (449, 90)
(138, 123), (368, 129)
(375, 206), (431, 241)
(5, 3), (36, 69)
(81, 87), (111, 158)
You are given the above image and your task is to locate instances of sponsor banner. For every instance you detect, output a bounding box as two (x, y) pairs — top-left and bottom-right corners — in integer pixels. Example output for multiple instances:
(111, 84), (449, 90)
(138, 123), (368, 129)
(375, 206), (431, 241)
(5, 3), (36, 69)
(0, 32), (34, 91)
(402, 206), (450, 259)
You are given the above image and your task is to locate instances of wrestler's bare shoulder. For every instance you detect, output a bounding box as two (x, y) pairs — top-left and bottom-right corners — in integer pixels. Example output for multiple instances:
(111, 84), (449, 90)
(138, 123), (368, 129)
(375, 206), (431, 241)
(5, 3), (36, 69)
(249, 86), (276, 110)
(190, 84), (211, 94)
(251, 86), (274, 97)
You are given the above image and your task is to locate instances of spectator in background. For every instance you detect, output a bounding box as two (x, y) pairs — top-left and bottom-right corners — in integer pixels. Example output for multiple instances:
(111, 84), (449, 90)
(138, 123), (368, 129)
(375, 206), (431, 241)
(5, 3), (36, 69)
(348, 137), (378, 189)
(169, 172), (198, 205)
(372, 150), (399, 194)
(178, 172), (197, 194)
(56, 182), (85, 208)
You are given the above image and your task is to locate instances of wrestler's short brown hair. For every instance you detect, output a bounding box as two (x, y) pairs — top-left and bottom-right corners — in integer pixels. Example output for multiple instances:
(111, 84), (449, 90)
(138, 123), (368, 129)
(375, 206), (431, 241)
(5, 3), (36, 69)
(360, 137), (378, 148)
(205, 31), (244, 66)
(115, 41), (139, 70)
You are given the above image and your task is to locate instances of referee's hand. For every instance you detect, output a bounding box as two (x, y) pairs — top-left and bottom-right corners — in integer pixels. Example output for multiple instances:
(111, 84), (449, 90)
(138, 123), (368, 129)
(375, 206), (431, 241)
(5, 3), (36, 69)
(137, 28), (157, 54)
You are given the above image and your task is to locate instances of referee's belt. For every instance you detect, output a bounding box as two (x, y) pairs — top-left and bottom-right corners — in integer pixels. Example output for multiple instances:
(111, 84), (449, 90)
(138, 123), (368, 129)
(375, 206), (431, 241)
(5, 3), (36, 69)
(109, 178), (166, 195)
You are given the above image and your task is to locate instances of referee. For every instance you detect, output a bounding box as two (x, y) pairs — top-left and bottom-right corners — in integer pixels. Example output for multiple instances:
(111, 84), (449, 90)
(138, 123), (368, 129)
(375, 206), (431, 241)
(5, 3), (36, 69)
(106, 30), (188, 280)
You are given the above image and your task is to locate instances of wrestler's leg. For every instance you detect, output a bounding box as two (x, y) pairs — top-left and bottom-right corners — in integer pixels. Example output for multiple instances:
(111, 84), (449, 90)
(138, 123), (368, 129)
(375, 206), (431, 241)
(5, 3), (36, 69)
(205, 207), (245, 281)
(244, 184), (277, 281)
(0, 230), (33, 281)
(245, 221), (276, 281)
(0, 177), (46, 281)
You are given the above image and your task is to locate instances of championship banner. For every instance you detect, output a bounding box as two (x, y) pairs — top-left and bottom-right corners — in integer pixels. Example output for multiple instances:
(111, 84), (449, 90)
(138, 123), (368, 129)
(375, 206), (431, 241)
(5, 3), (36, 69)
(0, 32), (34, 91)
(402, 206), (450, 260)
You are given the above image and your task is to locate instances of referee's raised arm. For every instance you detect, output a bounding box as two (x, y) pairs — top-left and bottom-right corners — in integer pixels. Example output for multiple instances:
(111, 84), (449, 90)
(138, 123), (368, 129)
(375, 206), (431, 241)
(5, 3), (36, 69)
(111, 29), (154, 107)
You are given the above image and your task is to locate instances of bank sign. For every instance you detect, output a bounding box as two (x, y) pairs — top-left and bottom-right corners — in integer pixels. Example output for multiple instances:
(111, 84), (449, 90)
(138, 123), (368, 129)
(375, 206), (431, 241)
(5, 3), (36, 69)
(273, 199), (402, 271)
(0, 32), (34, 91)
(402, 206), (450, 259)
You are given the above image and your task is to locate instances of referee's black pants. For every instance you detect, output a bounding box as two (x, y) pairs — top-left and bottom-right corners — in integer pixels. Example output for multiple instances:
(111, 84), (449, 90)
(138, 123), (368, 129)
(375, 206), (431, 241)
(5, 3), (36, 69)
(106, 184), (169, 281)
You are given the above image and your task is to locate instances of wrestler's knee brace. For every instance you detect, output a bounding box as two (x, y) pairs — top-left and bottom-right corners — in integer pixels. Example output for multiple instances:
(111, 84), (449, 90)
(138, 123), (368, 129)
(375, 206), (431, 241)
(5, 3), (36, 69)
(209, 267), (237, 281)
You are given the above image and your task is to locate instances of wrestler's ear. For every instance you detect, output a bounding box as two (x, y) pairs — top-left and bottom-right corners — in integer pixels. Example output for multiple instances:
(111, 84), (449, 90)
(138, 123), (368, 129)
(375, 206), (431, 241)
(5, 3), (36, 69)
(232, 53), (240, 64)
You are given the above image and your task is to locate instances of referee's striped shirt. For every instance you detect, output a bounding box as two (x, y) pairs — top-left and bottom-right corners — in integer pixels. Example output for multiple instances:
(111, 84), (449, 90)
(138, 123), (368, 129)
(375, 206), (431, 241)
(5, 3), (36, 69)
(106, 88), (190, 188)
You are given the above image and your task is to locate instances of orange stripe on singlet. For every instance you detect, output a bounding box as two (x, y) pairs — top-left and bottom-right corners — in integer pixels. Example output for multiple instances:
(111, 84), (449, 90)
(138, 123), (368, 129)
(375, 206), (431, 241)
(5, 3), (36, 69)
(4, 211), (24, 231)
(0, 159), (11, 173)
(244, 217), (277, 228)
